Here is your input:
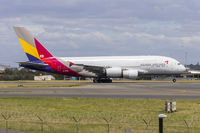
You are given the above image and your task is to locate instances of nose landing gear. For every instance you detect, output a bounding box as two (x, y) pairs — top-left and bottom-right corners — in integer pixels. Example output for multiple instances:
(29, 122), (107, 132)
(172, 78), (176, 83)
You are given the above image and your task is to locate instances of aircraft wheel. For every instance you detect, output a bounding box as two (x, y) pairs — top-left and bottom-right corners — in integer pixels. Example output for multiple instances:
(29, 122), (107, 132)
(93, 79), (98, 83)
(93, 78), (112, 83)
(107, 79), (112, 83)
(93, 79), (101, 83)
(172, 79), (176, 83)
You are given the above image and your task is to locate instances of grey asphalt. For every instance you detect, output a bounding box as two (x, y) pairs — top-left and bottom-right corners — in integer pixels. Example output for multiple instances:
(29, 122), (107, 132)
(0, 81), (200, 99)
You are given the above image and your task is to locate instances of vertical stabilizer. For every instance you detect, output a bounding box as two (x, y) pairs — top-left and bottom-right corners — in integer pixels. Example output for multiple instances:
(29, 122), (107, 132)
(13, 27), (53, 62)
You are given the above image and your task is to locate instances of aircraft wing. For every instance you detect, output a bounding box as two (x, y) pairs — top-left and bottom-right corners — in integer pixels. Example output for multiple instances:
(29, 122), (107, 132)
(72, 64), (105, 77)
(72, 64), (148, 77)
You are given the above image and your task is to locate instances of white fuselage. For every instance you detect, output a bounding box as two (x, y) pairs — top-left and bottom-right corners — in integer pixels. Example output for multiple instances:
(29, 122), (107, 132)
(59, 56), (186, 76)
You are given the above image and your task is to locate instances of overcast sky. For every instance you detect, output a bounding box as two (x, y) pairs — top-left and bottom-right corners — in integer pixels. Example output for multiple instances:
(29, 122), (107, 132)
(1, 0), (200, 67)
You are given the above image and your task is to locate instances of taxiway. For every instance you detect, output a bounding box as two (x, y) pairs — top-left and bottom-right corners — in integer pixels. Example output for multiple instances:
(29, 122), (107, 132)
(0, 81), (200, 99)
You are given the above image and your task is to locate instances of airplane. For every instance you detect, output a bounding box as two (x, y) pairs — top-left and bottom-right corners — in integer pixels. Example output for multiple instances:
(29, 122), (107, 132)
(13, 27), (186, 83)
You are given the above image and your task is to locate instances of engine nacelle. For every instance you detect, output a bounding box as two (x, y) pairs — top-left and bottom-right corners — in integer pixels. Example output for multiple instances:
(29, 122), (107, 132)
(106, 68), (138, 79)
(106, 67), (122, 78)
(123, 69), (138, 79)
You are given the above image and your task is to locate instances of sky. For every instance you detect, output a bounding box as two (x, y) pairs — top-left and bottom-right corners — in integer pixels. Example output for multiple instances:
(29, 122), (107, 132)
(1, 0), (200, 67)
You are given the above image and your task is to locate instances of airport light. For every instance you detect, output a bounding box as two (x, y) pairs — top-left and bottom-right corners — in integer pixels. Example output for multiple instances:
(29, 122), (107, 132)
(158, 114), (167, 133)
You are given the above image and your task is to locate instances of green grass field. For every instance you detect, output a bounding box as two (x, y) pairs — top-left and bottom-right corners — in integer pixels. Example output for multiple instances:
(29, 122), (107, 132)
(0, 97), (199, 132)
(0, 84), (81, 88)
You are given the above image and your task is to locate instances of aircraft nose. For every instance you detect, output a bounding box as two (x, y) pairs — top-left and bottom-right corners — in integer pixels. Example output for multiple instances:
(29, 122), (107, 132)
(180, 65), (186, 72)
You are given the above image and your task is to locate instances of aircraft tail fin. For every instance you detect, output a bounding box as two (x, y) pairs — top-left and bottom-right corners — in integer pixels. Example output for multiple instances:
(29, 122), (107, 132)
(13, 27), (53, 62)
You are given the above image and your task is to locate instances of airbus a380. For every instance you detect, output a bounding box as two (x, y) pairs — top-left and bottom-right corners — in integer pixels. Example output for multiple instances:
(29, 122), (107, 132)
(13, 27), (186, 83)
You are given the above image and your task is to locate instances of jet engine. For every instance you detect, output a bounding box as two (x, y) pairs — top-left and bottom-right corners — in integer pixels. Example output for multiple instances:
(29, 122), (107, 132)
(105, 68), (138, 79)
(123, 69), (138, 79)
(106, 67), (122, 78)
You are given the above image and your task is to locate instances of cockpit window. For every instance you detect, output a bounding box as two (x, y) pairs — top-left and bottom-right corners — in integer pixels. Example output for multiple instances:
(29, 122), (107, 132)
(177, 63), (181, 65)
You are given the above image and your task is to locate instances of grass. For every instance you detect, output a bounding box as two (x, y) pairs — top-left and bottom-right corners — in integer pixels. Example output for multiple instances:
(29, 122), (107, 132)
(0, 91), (30, 93)
(0, 98), (199, 132)
(0, 84), (81, 88)
(0, 80), (91, 83)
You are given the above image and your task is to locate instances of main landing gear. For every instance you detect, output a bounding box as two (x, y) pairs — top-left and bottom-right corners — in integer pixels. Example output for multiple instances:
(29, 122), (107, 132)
(93, 78), (112, 83)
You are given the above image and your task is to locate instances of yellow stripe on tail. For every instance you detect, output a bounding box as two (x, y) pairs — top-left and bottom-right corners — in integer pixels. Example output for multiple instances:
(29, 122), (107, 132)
(18, 38), (40, 60)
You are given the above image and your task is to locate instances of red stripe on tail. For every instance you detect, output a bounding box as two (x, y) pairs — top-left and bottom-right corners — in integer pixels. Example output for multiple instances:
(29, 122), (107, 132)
(34, 38), (53, 59)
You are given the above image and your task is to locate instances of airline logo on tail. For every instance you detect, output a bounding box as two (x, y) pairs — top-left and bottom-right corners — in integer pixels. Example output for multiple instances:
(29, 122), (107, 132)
(13, 27), (80, 77)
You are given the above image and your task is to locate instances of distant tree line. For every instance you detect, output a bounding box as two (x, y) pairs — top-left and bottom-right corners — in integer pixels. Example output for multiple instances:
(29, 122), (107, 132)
(1, 63), (200, 81)
(187, 63), (200, 70)
(0, 68), (64, 81)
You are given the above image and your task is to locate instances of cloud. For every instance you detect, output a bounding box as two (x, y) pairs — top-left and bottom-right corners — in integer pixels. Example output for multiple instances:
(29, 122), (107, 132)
(180, 35), (200, 45)
(1, 0), (200, 66)
(1, 17), (21, 22)
(65, 32), (111, 42)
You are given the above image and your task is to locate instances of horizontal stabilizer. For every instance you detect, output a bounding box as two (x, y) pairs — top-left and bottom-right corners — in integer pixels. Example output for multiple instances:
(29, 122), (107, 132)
(18, 62), (48, 68)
